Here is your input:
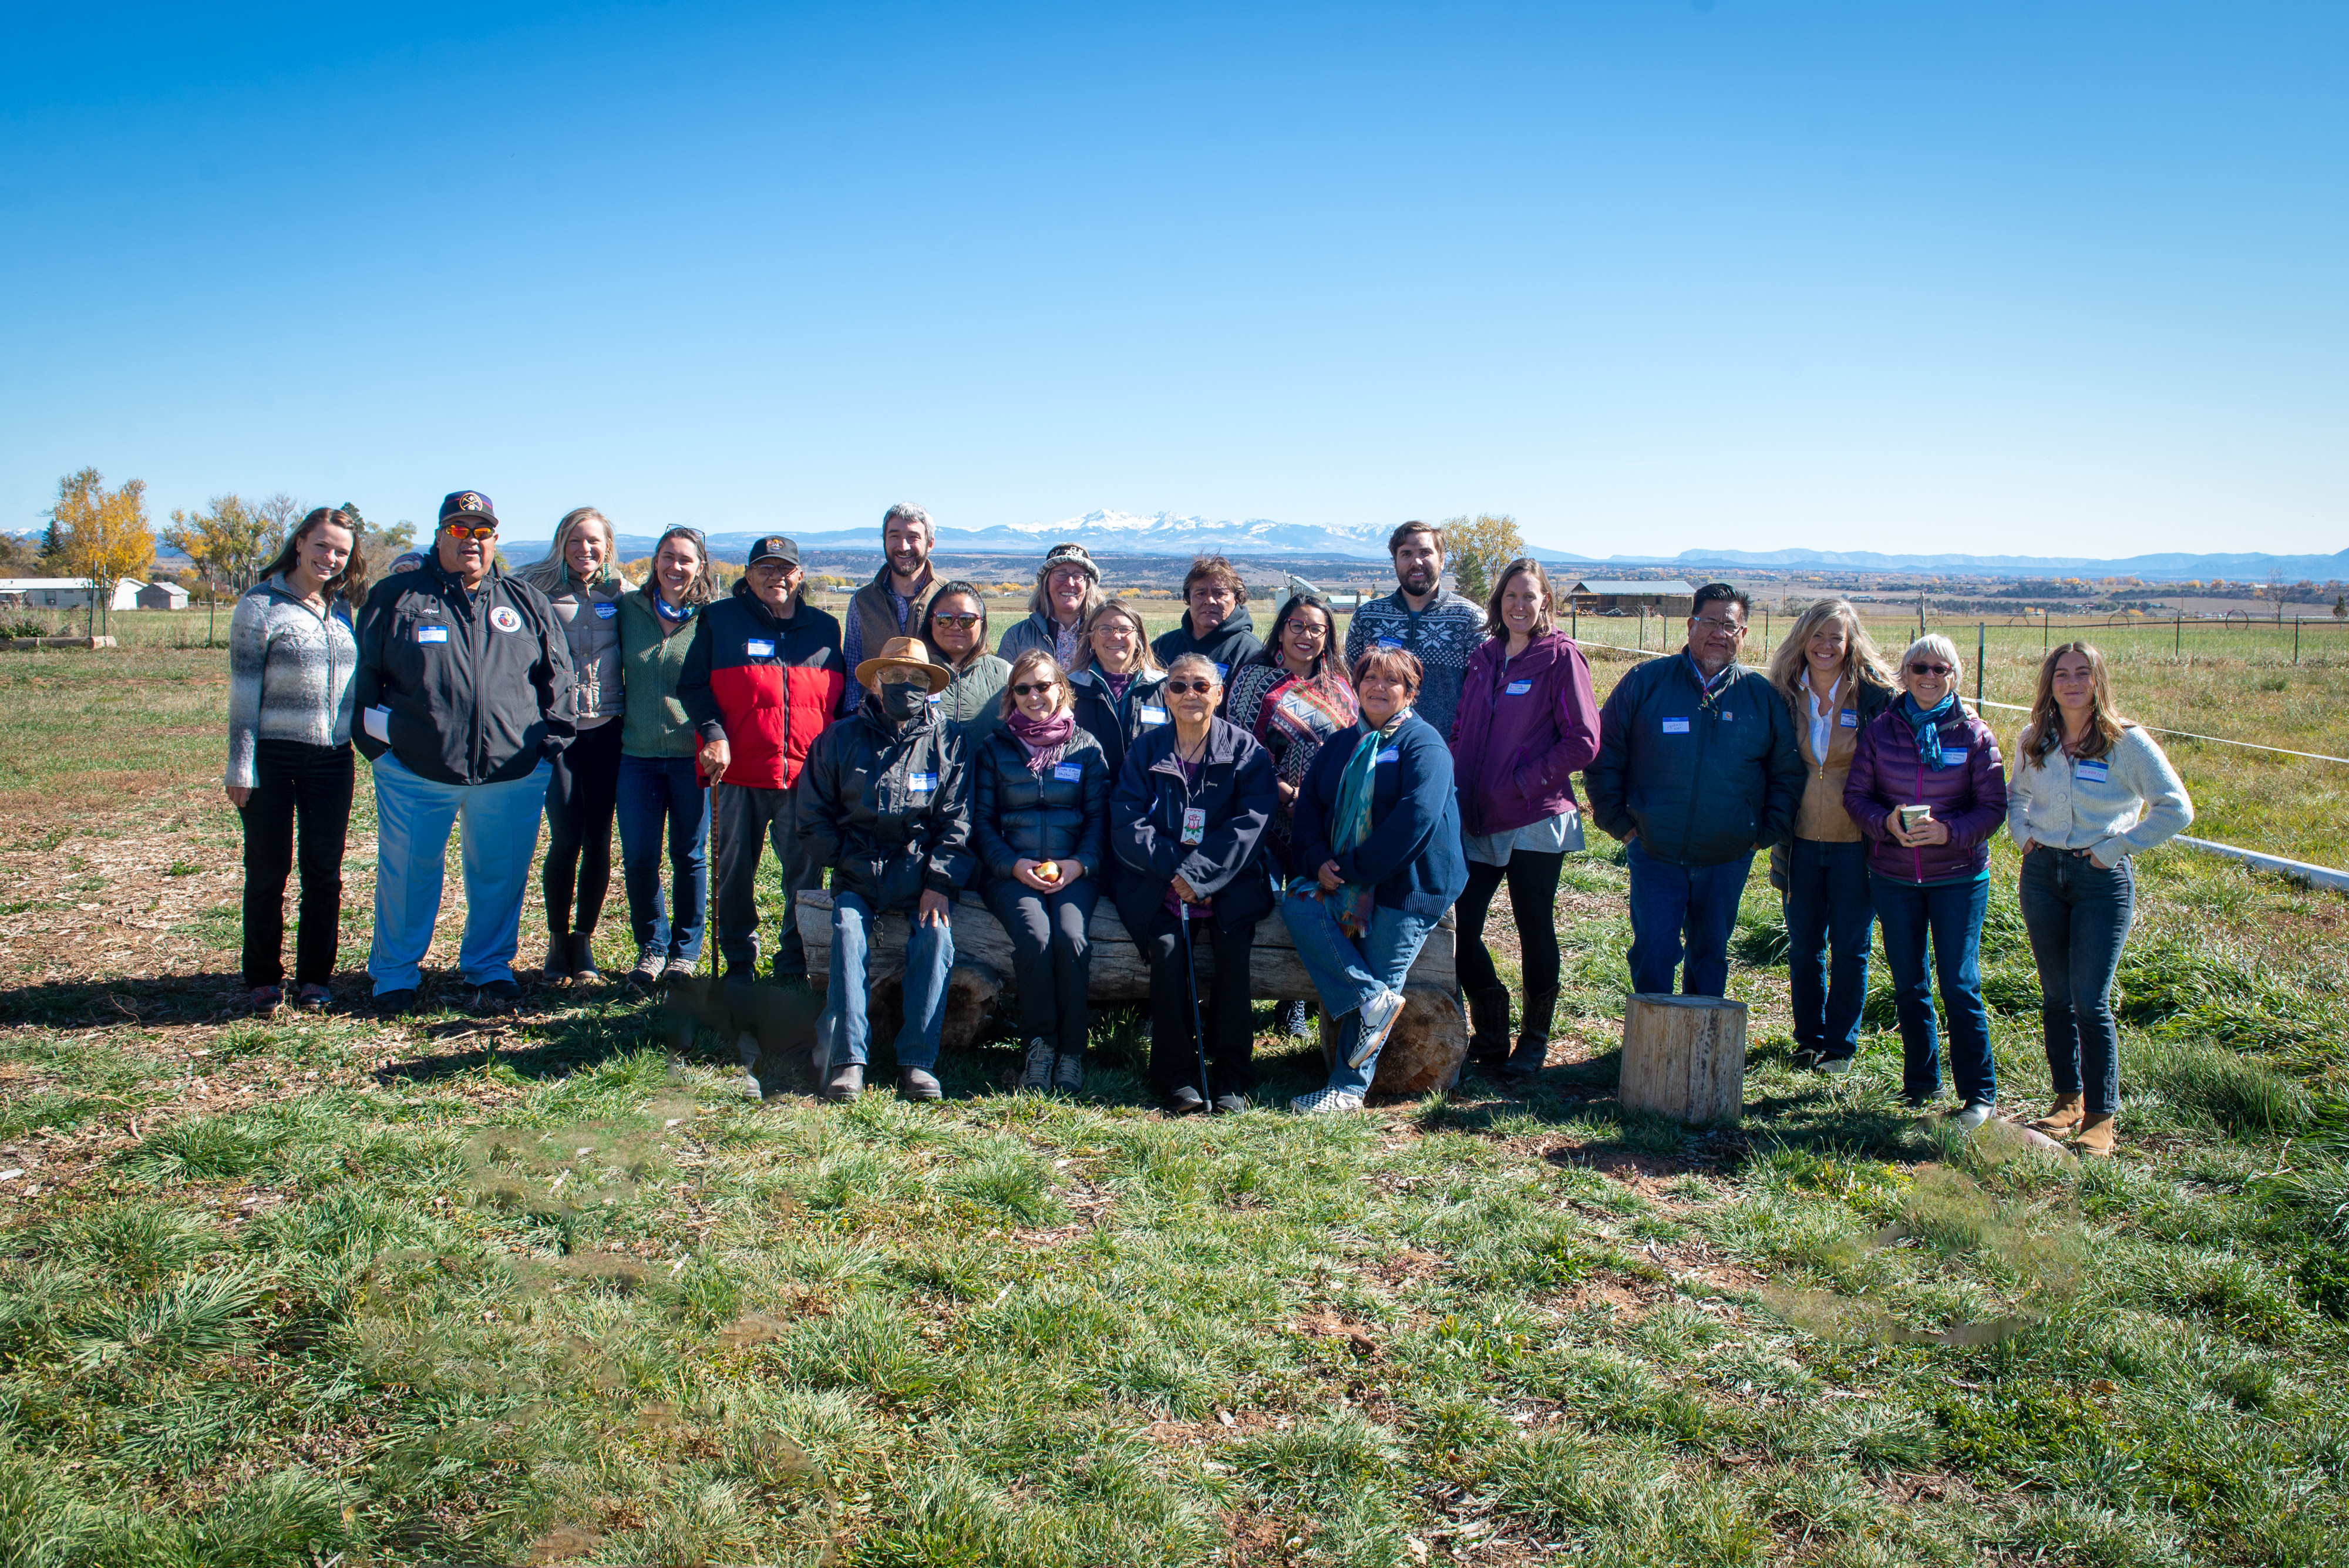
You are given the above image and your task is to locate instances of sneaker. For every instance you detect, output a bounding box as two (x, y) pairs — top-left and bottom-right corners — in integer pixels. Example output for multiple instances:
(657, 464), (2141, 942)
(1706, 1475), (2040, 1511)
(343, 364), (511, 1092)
(824, 1063), (863, 1102)
(662, 957), (698, 983)
(1167, 1085), (1206, 1115)
(1815, 1053), (1855, 1078)
(899, 1067), (943, 1102)
(1276, 998), (1311, 1037)
(1902, 1094), (1937, 1113)
(1948, 1101), (1995, 1134)
(1019, 1038), (1055, 1091)
(1211, 1092), (1249, 1115)
(1348, 987), (1407, 1071)
(473, 979), (524, 1015)
(628, 949), (664, 990)
(1789, 1045), (1823, 1070)
(295, 984), (332, 1013)
(1052, 1053), (1084, 1095)
(373, 988), (419, 1018)
(1290, 1086), (1366, 1116)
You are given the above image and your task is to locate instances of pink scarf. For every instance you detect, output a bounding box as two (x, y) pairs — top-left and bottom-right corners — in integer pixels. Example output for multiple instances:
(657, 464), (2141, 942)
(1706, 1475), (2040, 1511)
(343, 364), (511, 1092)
(1005, 709), (1076, 776)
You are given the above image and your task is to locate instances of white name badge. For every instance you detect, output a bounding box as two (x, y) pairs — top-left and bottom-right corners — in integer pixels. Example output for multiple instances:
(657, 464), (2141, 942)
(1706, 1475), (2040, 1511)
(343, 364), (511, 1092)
(1504, 679), (1533, 695)
(907, 772), (937, 792)
(1053, 762), (1083, 781)
(1839, 710), (1859, 728)
(1180, 806), (1206, 844)
(745, 638), (775, 658)
(593, 601), (617, 619)
(2078, 759), (2110, 782)
(1138, 706), (1169, 725)
(1662, 717), (1691, 734)
(416, 625), (449, 644)
(1376, 747), (1401, 764)
(1378, 637), (1404, 651)
(1943, 749), (1967, 765)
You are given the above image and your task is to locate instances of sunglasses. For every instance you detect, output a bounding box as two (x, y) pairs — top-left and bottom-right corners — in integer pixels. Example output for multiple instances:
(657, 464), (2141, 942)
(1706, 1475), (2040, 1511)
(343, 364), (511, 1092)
(1164, 679), (1215, 695)
(1011, 681), (1058, 696)
(1908, 662), (1954, 676)
(441, 524), (497, 541)
(931, 614), (981, 629)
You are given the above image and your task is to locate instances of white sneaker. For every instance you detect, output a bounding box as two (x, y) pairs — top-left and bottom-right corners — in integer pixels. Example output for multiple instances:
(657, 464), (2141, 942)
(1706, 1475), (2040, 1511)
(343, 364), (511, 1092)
(1347, 987), (1408, 1071)
(1290, 1087), (1367, 1116)
(1019, 1038), (1055, 1091)
(1949, 1101), (1995, 1133)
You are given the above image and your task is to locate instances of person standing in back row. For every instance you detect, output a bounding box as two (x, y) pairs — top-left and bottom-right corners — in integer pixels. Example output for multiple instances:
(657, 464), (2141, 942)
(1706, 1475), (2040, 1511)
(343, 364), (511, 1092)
(840, 503), (942, 716)
(353, 490), (576, 1017)
(997, 543), (1106, 668)
(1151, 556), (1264, 708)
(1586, 583), (1802, 998)
(615, 526), (721, 988)
(1342, 521), (1488, 745)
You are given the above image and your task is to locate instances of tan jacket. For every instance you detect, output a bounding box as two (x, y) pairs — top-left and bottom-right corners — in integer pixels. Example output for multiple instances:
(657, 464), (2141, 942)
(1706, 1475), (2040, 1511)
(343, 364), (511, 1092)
(1793, 684), (1871, 842)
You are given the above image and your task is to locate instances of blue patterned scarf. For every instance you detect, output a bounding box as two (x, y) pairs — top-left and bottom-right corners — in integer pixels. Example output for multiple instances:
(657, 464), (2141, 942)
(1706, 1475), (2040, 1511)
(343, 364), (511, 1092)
(1899, 690), (1958, 771)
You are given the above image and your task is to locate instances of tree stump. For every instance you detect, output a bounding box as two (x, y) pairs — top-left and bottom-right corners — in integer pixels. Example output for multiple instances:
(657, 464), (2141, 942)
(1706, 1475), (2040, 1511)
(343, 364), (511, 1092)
(858, 962), (1005, 1058)
(1314, 985), (1471, 1098)
(1617, 992), (1748, 1123)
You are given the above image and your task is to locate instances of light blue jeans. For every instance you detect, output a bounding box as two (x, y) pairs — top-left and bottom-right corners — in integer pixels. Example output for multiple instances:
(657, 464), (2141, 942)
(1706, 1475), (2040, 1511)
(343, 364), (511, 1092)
(1279, 890), (1438, 1094)
(821, 890), (957, 1073)
(368, 752), (553, 995)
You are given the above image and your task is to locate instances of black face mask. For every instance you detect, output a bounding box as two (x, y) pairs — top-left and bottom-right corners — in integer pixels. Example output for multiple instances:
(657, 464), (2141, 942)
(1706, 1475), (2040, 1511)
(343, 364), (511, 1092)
(879, 681), (927, 722)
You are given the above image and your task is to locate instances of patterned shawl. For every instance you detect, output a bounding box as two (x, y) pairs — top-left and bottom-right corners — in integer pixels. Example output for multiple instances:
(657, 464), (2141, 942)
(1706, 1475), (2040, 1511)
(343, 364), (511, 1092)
(1224, 662), (1360, 864)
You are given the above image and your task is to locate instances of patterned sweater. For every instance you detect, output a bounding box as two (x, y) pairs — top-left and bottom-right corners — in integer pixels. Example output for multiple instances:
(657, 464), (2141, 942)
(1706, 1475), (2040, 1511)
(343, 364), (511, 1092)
(1341, 587), (1486, 744)
(224, 575), (358, 788)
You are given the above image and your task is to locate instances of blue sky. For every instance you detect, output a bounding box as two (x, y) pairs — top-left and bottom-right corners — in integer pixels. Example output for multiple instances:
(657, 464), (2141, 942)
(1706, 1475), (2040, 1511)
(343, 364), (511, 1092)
(2, 2), (2342, 555)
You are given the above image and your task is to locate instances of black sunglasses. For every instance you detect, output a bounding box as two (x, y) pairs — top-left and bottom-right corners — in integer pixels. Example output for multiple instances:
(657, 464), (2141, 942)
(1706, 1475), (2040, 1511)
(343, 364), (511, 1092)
(1163, 679), (1216, 695)
(1909, 662), (1953, 676)
(1011, 681), (1059, 696)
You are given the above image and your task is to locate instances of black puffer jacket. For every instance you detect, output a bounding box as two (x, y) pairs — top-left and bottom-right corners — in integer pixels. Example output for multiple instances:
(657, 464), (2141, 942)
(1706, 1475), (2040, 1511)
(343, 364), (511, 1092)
(971, 726), (1111, 881)
(1069, 666), (1171, 781)
(797, 701), (973, 909)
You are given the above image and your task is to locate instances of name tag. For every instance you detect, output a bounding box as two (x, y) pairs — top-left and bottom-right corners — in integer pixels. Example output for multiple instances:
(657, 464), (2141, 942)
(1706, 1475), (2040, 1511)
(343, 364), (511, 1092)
(745, 638), (775, 658)
(1504, 679), (1533, 696)
(1375, 748), (1401, 765)
(1053, 762), (1083, 781)
(1943, 748), (1967, 765)
(1721, 711), (1735, 722)
(907, 771), (937, 792)
(1213, 662), (1228, 679)
(1378, 637), (1404, 651)
(1839, 711), (1859, 728)
(416, 625), (449, 644)
(2078, 759), (2109, 782)
(927, 692), (944, 706)
(1180, 806), (1206, 844)
(1138, 706), (1169, 725)
(593, 601), (617, 620)
(1663, 717), (1691, 734)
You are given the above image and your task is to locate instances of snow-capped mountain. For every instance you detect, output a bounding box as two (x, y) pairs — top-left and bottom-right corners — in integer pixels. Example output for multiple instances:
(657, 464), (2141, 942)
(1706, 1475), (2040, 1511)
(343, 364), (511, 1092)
(562, 509), (1404, 561)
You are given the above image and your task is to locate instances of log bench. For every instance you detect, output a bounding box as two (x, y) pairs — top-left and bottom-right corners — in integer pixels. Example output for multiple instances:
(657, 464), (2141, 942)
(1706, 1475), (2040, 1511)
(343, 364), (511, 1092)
(794, 887), (1470, 1096)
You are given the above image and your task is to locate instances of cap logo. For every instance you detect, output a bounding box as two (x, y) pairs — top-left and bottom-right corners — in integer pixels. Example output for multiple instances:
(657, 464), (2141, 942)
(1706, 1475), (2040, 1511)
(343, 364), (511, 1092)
(462, 493), (483, 512)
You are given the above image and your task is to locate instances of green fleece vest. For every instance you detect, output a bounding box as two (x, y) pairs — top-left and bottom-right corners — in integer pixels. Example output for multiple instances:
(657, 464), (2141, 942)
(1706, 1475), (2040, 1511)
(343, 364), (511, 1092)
(618, 588), (703, 759)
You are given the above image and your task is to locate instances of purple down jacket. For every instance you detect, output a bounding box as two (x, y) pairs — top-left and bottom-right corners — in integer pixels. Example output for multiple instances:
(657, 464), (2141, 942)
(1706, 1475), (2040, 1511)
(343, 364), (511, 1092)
(1842, 702), (2008, 884)
(1448, 631), (1601, 837)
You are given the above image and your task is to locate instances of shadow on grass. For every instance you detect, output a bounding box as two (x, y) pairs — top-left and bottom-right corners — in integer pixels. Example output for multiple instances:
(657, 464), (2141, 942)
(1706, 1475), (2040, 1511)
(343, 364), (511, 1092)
(0, 970), (254, 1028)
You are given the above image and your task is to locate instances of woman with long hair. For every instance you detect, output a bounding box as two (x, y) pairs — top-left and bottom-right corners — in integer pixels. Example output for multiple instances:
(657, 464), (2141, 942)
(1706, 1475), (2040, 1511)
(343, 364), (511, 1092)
(616, 526), (721, 987)
(996, 543), (1106, 671)
(971, 650), (1113, 1092)
(520, 507), (627, 985)
(1068, 598), (1167, 785)
(919, 580), (1011, 742)
(1765, 599), (1898, 1073)
(1843, 633), (2008, 1129)
(1448, 558), (1601, 1078)
(226, 507), (367, 1010)
(2007, 643), (2192, 1158)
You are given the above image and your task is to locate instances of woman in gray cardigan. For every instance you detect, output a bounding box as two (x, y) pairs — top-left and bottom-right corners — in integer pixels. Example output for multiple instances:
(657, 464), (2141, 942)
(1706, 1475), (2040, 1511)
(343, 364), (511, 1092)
(2007, 642), (2193, 1159)
(226, 508), (365, 1011)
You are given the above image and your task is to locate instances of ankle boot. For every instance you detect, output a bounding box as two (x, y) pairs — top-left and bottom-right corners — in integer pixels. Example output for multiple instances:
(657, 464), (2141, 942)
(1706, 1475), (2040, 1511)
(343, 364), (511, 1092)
(2027, 1092), (2084, 1135)
(541, 934), (571, 984)
(1502, 990), (1559, 1079)
(2073, 1112), (2117, 1158)
(1466, 988), (1513, 1066)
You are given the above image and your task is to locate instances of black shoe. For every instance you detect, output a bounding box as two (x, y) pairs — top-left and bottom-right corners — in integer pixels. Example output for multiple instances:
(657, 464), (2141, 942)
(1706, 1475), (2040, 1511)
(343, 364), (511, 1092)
(1167, 1085), (1206, 1115)
(724, 961), (758, 986)
(898, 1067), (943, 1101)
(373, 988), (419, 1018)
(1790, 1045), (1824, 1070)
(1466, 987), (1512, 1066)
(1211, 1092), (1249, 1115)
(473, 978), (524, 1015)
(1500, 989), (1559, 1079)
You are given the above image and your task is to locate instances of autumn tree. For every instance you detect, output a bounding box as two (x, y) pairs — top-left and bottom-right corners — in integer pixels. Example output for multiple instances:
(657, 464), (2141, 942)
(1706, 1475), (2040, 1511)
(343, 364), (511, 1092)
(163, 494), (278, 648)
(49, 469), (153, 637)
(1442, 512), (1527, 605)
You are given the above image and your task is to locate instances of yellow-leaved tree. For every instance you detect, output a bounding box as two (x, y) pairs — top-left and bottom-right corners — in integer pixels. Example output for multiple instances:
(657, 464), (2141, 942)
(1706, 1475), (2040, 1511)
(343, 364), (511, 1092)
(164, 494), (274, 645)
(1443, 512), (1527, 606)
(50, 469), (154, 638)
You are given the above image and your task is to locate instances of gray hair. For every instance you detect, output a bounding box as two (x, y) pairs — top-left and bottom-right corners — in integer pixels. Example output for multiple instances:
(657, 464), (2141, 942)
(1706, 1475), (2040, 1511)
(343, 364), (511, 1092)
(881, 503), (933, 537)
(1166, 652), (1221, 687)
(1899, 633), (1963, 691)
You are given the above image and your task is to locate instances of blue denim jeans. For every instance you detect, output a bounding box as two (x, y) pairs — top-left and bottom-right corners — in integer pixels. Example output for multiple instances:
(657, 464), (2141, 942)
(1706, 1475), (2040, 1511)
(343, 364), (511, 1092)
(1626, 839), (1753, 997)
(820, 890), (956, 1073)
(1280, 891), (1438, 1094)
(1869, 872), (1995, 1106)
(2018, 847), (2135, 1115)
(615, 754), (709, 963)
(368, 753), (552, 995)
(1783, 838), (1876, 1058)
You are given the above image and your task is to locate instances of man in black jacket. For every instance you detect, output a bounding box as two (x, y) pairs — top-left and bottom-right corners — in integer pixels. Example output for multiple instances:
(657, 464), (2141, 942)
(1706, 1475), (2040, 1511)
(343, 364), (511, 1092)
(799, 636), (972, 1102)
(1149, 556), (1264, 713)
(1584, 583), (1803, 998)
(352, 490), (576, 1015)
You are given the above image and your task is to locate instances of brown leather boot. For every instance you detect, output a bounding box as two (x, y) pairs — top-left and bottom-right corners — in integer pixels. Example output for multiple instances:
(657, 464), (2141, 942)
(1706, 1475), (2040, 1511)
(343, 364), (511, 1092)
(2074, 1112), (2116, 1158)
(2027, 1093), (2084, 1135)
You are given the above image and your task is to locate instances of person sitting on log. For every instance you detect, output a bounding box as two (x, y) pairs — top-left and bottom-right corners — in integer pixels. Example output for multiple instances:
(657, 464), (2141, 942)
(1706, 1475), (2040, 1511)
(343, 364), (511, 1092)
(1109, 652), (1277, 1115)
(971, 650), (1113, 1095)
(1280, 647), (1468, 1113)
(799, 635), (973, 1103)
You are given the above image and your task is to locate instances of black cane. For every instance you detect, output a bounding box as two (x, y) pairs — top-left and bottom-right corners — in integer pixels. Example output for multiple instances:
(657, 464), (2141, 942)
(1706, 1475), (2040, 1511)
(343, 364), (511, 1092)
(1178, 904), (1215, 1111)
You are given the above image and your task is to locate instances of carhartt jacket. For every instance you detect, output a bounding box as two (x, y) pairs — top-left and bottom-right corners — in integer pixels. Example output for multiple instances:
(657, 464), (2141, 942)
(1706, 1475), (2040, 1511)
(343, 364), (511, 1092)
(677, 583), (847, 790)
(1584, 650), (1803, 867)
(797, 701), (974, 910)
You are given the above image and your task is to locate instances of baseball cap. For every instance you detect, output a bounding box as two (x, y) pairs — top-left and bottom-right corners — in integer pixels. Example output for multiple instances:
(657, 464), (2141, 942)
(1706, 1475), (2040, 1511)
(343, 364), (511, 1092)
(748, 536), (800, 567)
(438, 490), (498, 527)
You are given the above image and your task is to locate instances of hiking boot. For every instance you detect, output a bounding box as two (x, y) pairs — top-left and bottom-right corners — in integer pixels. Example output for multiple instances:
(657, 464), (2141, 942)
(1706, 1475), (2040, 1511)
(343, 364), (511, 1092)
(1019, 1038), (1055, 1091)
(568, 933), (602, 986)
(1211, 1092), (1249, 1115)
(2074, 1112), (2117, 1158)
(373, 988), (419, 1018)
(473, 979), (524, 1015)
(628, 948), (665, 991)
(899, 1067), (943, 1102)
(1501, 990), (1559, 1079)
(823, 1063), (863, 1102)
(662, 957), (698, 982)
(1167, 1085), (1206, 1115)
(1948, 1100), (1995, 1134)
(1350, 987), (1407, 1071)
(1052, 1052), (1084, 1095)
(1466, 988), (1512, 1067)
(541, 938), (571, 985)
(1290, 1086), (1365, 1116)
(2027, 1093), (2085, 1135)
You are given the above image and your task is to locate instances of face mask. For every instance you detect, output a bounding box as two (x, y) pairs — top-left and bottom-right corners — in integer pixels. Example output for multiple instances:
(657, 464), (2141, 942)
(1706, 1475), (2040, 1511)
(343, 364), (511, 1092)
(880, 681), (927, 721)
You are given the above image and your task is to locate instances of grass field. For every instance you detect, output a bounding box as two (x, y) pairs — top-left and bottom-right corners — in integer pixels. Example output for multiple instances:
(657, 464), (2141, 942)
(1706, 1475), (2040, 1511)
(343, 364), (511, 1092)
(0, 624), (2343, 1566)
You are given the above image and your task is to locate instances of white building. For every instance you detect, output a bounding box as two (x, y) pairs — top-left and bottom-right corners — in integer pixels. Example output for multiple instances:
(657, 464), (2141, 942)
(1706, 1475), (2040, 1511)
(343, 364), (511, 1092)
(0, 577), (164, 611)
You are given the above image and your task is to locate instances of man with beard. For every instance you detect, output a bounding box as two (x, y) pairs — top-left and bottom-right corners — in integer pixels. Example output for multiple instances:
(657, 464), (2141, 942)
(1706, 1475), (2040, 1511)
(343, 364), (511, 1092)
(1149, 556), (1263, 714)
(1342, 521), (1487, 743)
(840, 503), (942, 714)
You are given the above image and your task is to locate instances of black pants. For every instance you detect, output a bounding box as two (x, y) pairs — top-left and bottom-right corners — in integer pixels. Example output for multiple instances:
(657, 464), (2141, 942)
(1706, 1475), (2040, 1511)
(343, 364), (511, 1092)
(1456, 849), (1566, 998)
(543, 719), (623, 938)
(981, 878), (1098, 1059)
(1144, 908), (1258, 1095)
(238, 740), (354, 988)
(711, 779), (814, 977)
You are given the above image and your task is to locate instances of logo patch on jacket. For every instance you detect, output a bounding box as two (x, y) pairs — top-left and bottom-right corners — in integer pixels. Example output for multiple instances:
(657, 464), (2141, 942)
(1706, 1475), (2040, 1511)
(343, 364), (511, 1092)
(490, 605), (523, 633)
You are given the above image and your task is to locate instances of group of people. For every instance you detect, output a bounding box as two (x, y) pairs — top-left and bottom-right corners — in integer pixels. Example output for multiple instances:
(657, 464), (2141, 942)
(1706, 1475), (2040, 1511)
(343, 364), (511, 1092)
(223, 496), (2192, 1147)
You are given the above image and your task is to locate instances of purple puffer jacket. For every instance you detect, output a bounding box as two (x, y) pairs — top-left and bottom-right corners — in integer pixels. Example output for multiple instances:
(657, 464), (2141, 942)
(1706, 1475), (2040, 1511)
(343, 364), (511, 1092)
(1843, 702), (2008, 884)
(1448, 631), (1601, 837)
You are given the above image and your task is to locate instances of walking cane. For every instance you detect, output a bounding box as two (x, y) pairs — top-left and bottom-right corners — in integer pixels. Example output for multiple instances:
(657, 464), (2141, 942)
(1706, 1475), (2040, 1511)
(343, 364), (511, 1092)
(1178, 903), (1216, 1111)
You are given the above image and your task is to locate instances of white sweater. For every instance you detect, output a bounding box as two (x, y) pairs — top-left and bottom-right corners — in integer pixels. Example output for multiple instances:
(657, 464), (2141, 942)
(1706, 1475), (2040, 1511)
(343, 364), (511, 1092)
(224, 577), (358, 788)
(2005, 724), (2193, 864)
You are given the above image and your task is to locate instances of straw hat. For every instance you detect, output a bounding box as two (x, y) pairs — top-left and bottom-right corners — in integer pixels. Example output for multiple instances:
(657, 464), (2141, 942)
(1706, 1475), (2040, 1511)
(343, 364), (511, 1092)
(855, 635), (951, 693)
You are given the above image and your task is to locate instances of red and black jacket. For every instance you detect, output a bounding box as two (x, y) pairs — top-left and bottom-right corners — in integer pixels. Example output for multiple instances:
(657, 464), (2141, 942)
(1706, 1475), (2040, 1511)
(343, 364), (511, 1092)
(678, 583), (846, 790)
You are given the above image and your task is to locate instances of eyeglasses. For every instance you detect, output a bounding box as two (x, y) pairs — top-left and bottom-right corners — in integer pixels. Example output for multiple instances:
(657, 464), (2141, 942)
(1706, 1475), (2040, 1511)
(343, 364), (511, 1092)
(1690, 617), (1746, 635)
(1089, 625), (1134, 640)
(1163, 679), (1216, 695)
(441, 524), (497, 541)
(1011, 681), (1058, 696)
(1908, 662), (1954, 676)
(931, 614), (981, 629)
(1285, 624), (1328, 640)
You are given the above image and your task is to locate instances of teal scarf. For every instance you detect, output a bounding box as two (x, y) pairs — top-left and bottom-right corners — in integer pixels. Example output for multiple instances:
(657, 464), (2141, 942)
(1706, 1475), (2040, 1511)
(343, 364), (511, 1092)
(1321, 712), (1409, 936)
(1899, 691), (1958, 771)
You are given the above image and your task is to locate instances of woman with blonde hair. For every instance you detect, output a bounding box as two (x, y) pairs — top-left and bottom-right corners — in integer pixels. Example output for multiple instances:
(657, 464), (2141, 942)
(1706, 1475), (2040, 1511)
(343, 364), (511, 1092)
(971, 649), (1113, 1092)
(521, 506), (626, 984)
(1765, 599), (1897, 1072)
(2007, 643), (2192, 1158)
(1068, 597), (1168, 782)
(1843, 633), (2008, 1128)
(616, 526), (720, 988)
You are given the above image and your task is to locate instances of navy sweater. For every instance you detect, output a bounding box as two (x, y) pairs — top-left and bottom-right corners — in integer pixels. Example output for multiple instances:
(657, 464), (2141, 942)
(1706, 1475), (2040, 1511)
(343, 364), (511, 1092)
(1290, 715), (1469, 919)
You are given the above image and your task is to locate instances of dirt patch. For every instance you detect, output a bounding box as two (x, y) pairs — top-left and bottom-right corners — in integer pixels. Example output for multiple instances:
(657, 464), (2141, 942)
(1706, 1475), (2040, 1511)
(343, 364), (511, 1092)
(1294, 1308), (1381, 1358)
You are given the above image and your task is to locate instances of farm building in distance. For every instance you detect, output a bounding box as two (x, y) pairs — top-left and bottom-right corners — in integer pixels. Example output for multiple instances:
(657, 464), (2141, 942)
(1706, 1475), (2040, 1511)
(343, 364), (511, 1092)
(1564, 578), (1695, 616)
(0, 577), (187, 611)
